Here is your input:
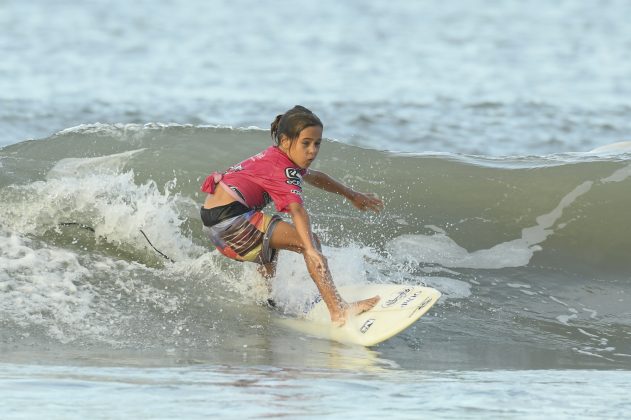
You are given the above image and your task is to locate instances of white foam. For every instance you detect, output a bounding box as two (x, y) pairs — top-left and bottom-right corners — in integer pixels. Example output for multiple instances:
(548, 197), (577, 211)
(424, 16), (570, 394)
(507, 283), (531, 289)
(577, 328), (599, 338)
(386, 157), (631, 271)
(549, 296), (569, 307)
(0, 230), (108, 342)
(386, 232), (534, 269)
(557, 314), (577, 325)
(1, 152), (205, 262)
(248, 241), (472, 317)
(509, 283), (538, 296)
(386, 180), (594, 269)
(0, 226), (193, 344)
(47, 149), (145, 178)
(56, 122), (165, 137)
(588, 141), (631, 155)
(600, 162), (631, 184)
(420, 266), (461, 276)
(421, 277), (471, 300)
(574, 349), (615, 361)
(269, 244), (376, 315)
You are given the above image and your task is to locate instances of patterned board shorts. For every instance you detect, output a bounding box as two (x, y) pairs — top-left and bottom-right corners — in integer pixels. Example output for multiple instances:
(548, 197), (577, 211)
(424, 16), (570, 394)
(204, 210), (281, 265)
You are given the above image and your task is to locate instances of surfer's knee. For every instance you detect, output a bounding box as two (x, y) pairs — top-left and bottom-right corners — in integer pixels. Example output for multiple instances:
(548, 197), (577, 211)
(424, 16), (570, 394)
(296, 234), (322, 254)
(294, 238), (322, 256)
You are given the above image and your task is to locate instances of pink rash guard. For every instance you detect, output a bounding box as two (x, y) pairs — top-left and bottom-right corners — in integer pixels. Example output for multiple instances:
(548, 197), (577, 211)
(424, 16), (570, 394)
(201, 146), (307, 213)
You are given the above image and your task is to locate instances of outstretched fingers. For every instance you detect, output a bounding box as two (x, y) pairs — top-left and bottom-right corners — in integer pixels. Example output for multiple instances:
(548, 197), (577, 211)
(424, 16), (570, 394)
(352, 192), (384, 213)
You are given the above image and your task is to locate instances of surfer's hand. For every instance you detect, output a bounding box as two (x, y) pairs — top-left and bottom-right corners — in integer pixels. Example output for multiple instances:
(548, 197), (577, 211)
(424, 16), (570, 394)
(350, 191), (384, 213)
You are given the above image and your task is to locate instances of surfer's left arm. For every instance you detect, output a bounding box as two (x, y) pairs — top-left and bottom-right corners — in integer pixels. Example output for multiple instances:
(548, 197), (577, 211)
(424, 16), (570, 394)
(304, 169), (384, 212)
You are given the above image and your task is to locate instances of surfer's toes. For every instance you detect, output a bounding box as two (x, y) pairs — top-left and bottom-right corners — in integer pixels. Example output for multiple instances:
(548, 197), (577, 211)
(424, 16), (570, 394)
(351, 295), (380, 316)
(332, 296), (381, 327)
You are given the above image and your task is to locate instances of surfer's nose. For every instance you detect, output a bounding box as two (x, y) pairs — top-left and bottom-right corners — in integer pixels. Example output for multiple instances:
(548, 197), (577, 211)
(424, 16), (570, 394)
(308, 145), (318, 158)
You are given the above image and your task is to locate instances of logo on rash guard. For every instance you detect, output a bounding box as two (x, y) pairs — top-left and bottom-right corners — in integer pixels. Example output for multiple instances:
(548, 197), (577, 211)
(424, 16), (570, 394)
(285, 168), (302, 186)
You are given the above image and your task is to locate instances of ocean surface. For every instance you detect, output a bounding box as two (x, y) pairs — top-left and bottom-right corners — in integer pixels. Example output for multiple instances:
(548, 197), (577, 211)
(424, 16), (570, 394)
(2, 0), (631, 418)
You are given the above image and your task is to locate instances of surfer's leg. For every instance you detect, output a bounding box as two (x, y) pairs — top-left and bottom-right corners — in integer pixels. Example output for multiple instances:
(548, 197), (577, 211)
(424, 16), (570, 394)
(268, 220), (315, 253)
(257, 250), (278, 284)
(270, 221), (345, 321)
(258, 251), (278, 307)
(269, 220), (379, 324)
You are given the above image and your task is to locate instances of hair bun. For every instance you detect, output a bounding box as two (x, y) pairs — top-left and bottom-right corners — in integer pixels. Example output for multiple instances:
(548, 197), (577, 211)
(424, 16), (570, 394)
(270, 114), (284, 143)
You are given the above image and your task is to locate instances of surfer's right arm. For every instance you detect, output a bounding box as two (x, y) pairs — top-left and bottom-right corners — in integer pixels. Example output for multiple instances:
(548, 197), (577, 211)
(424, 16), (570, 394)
(304, 169), (384, 213)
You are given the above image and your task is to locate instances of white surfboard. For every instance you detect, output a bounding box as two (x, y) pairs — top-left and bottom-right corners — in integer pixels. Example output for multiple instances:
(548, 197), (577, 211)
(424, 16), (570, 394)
(278, 283), (441, 346)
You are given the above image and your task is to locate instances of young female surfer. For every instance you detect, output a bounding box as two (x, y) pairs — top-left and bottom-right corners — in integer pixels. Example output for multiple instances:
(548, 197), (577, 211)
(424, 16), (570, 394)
(200, 105), (383, 325)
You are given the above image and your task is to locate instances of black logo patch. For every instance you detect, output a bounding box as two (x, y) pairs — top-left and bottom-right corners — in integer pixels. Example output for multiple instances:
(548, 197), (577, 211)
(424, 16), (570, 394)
(360, 319), (375, 334)
(285, 168), (302, 186)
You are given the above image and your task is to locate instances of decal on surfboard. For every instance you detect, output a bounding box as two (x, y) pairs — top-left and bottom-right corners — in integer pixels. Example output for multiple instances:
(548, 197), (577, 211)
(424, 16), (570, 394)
(360, 319), (375, 334)
(381, 288), (412, 308)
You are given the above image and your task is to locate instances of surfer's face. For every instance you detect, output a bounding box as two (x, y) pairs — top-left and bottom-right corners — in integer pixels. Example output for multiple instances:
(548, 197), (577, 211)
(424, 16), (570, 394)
(280, 125), (322, 169)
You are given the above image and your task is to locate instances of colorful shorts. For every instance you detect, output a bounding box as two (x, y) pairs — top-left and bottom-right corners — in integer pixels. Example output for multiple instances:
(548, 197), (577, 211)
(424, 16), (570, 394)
(204, 210), (281, 265)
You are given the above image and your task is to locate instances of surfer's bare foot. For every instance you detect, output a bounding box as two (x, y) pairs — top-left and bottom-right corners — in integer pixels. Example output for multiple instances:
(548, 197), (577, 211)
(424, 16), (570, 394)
(349, 295), (380, 316)
(332, 295), (380, 327)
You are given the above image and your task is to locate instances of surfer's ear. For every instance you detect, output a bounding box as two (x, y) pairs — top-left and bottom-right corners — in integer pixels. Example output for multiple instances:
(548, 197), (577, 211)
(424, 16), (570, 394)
(278, 134), (292, 151)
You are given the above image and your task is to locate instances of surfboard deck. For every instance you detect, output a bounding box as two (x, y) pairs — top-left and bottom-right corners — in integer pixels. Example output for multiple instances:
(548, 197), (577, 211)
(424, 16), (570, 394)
(278, 283), (441, 346)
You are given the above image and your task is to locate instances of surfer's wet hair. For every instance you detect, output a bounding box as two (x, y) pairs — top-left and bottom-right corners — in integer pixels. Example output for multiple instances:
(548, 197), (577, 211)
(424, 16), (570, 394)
(270, 105), (323, 145)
